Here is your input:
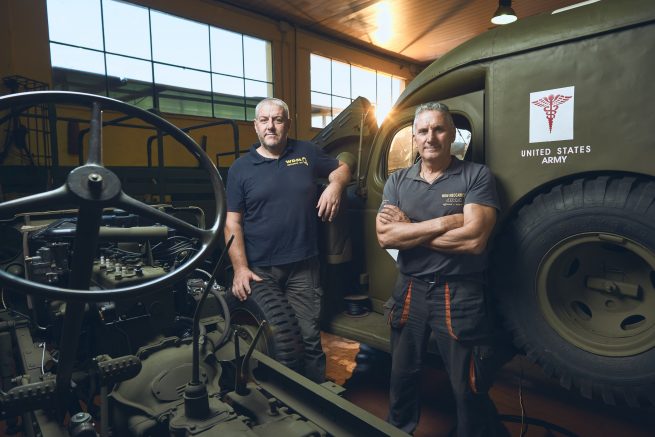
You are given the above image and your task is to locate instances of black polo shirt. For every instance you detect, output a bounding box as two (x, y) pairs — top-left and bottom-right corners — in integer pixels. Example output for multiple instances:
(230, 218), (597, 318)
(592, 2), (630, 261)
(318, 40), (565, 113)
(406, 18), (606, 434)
(381, 158), (500, 276)
(227, 139), (339, 267)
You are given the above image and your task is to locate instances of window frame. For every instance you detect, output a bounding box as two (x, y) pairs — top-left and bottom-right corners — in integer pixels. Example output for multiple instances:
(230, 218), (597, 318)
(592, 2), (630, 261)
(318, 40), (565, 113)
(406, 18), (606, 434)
(310, 53), (404, 129)
(46, 0), (273, 120)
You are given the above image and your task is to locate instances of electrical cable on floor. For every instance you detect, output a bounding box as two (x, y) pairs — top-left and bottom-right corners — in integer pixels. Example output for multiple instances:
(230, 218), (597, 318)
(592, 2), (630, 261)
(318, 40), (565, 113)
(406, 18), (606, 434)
(519, 366), (527, 436)
(447, 413), (579, 437)
(497, 361), (580, 437)
(499, 415), (580, 437)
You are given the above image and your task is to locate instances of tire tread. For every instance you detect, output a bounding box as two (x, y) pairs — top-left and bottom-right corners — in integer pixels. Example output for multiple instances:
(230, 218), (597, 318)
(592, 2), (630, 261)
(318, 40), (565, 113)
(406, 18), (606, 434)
(494, 175), (655, 407)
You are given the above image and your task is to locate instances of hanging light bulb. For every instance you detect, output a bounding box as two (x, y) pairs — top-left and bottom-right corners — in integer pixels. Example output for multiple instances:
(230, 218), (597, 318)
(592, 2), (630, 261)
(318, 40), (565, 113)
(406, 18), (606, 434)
(491, 0), (518, 25)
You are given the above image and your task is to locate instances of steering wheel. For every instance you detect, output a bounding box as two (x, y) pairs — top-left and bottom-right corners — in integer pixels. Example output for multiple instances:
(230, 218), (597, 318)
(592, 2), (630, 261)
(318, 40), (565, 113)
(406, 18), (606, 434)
(0, 91), (226, 419)
(0, 91), (225, 300)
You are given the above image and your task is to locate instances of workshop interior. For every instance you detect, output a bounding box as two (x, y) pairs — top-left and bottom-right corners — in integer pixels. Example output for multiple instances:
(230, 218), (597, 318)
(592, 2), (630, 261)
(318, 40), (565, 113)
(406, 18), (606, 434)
(1, 1), (654, 436)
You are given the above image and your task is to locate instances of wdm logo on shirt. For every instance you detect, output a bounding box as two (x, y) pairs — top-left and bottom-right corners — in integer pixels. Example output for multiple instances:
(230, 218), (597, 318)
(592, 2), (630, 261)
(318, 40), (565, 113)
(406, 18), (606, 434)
(286, 157), (308, 166)
(442, 192), (465, 206)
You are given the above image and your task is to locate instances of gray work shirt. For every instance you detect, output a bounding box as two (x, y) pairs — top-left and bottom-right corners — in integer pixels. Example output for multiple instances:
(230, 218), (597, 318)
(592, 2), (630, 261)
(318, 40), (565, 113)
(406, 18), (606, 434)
(380, 158), (500, 276)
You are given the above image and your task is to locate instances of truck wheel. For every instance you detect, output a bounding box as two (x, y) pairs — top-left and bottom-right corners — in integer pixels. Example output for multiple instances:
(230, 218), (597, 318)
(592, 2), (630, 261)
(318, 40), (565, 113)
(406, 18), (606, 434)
(226, 285), (304, 372)
(494, 176), (655, 407)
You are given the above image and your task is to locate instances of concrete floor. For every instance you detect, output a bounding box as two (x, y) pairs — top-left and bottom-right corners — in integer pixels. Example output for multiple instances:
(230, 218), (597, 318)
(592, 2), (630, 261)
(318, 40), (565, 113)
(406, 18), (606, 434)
(322, 332), (655, 437)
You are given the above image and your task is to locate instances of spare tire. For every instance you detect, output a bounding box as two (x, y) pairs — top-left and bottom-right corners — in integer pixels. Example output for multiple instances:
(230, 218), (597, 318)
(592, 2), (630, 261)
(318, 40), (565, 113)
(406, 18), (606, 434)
(226, 284), (304, 373)
(493, 176), (655, 407)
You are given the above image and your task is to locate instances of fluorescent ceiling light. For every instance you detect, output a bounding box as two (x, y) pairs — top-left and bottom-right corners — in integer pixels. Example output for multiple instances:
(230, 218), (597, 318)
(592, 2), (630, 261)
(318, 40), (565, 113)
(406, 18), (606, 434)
(552, 0), (601, 14)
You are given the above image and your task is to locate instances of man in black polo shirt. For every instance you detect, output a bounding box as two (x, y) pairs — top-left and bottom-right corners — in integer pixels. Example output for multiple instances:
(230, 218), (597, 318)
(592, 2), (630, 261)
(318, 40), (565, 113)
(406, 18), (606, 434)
(225, 97), (351, 383)
(377, 102), (508, 436)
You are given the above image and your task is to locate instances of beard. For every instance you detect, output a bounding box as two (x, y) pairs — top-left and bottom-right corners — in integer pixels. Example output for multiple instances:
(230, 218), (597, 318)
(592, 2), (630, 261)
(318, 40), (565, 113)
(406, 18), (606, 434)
(261, 136), (281, 148)
(257, 131), (287, 151)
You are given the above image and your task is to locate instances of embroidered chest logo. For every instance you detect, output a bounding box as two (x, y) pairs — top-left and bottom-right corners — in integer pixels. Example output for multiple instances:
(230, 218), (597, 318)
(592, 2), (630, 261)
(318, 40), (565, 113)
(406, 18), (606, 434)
(285, 157), (308, 166)
(442, 192), (465, 206)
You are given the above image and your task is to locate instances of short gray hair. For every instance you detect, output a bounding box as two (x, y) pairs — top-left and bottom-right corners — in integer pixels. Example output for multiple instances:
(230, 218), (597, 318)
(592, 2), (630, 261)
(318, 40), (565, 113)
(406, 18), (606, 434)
(255, 98), (290, 119)
(413, 102), (454, 132)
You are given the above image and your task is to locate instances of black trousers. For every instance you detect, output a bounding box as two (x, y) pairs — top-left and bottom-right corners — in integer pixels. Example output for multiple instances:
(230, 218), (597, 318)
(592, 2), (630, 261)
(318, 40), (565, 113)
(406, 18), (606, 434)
(251, 256), (326, 383)
(386, 273), (508, 436)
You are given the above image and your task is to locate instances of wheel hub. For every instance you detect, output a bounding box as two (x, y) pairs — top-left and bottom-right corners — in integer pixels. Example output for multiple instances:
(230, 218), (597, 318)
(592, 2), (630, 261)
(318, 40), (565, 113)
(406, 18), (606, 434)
(537, 233), (655, 356)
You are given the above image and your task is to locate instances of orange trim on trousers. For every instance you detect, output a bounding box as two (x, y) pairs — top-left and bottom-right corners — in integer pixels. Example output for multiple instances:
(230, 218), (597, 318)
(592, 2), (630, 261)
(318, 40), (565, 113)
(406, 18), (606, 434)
(400, 279), (413, 326)
(469, 353), (478, 393)
(444, 281), (459, 340)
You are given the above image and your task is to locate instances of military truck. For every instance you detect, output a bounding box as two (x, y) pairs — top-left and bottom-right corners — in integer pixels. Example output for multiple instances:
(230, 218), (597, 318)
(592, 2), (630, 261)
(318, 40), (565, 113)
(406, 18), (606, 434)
(1, 5), (652, 434)
(307, 0), (655, 409)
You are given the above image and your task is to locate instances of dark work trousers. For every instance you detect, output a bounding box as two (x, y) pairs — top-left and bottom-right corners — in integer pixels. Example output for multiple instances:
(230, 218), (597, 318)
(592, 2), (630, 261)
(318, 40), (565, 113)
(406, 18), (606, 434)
(386, 273), (507, 436)
(251, 256), (326, 383)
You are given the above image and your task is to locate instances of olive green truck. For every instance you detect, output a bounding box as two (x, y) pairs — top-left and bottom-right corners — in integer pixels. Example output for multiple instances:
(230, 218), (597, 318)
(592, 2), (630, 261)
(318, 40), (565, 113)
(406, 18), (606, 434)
(0, 1), (653, 431)
(310, 0), (655, 408)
